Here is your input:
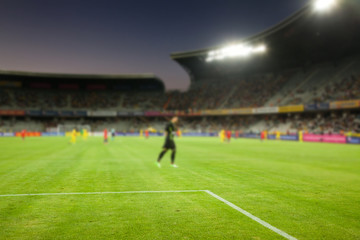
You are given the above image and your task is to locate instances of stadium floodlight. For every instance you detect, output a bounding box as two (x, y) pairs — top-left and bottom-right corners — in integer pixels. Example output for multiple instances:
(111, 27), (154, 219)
(252, 45), (266, 53)
(206, 44), (266, 62)
(314, 0), (337, 12)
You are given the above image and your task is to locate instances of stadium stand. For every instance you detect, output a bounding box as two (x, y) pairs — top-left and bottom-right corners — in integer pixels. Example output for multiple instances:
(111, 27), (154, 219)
(1, 110), (359, 135)
(1, 63), (359, 111)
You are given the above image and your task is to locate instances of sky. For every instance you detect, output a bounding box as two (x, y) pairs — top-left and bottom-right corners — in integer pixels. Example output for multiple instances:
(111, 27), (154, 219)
(0, 0), (308, 90)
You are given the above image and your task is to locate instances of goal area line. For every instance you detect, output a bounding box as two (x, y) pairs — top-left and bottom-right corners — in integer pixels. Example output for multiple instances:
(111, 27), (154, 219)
(0, 189), (297, 240)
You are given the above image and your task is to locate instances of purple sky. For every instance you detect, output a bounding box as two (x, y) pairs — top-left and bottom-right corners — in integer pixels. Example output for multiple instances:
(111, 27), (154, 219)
(0, 0), (308, 90)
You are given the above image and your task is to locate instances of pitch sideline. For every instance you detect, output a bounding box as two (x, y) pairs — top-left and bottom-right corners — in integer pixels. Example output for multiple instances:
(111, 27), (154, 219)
(0, 190), (297, 240)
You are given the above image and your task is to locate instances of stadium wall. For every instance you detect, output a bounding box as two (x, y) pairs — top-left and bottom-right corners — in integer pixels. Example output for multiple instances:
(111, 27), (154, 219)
(2, 131), (359, 145)
(0, 99), (359, 117)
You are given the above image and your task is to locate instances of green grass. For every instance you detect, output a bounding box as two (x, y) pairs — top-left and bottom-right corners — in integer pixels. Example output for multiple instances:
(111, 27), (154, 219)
(0, 137), (359, 239)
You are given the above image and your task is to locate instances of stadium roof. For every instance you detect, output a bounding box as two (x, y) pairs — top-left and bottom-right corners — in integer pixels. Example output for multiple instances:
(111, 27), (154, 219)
(0, 70), (165, 91)
(171, 0), (360, 82)
(0, 70), (161, 81)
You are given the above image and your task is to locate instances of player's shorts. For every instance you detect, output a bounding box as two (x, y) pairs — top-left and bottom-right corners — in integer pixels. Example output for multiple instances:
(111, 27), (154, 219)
(163, 139), (176, 150)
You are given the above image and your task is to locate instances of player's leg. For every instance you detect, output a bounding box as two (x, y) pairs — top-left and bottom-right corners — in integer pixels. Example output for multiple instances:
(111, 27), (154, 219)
(170, 142), (178, 167)
(157, 148), (168, 163)
(171, 149), (177, 167)
(156, 148), (168, 168)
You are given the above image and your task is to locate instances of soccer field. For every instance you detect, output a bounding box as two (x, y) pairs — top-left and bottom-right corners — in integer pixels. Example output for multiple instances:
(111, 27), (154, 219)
(0, 137), (359, 239)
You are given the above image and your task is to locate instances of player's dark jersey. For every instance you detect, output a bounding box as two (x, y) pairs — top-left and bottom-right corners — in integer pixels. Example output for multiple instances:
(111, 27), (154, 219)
(163, 122), (176, 149)
(165, 122), (175, 141)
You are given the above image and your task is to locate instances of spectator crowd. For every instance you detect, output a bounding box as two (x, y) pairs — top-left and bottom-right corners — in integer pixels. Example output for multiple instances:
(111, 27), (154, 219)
(0, 70), (359, 111)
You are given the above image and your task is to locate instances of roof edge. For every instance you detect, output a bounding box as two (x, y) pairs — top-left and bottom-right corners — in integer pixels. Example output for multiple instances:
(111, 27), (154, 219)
(170, 4), (310, 59)
(0, 70), (160, 80)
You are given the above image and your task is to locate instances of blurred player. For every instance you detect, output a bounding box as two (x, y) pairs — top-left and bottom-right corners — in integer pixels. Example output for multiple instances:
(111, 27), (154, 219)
(235, 130), (239, 139)
(21, 129), (26, 140)
(276, 130), (281, 140)
(111, 128), (115, 141)
(104, 128), (108, 144)
(70, 129), (77, 144)
(298, 130), (303, 143)
(157, 117), (178, 168)
(220, 129), (225, 143)
(83, 129), (88, 140)
(260, 130), (266, 141)
(176, 129), (182, 138)
(226, 130), (232, 143)
(145, 129), (149, 139)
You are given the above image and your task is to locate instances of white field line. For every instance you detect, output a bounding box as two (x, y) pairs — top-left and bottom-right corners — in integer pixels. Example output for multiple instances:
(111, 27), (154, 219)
(0, 190), (204, 197)
(0, 189), (297, 240)
(204, 190), (297, 240)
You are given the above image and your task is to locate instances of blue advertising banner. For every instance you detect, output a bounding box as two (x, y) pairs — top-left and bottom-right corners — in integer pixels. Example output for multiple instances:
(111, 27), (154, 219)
(42, 110), (59, 116)
(305, 104), (317, 111)
(74, 111), (87, 117)
(116, 132), (140, 136)
(317, 103), (330, 110)
(25, 110), (88, 117)
(118, 112), (131, 116)
(305, 103), (329, 111)
(148, 133), (163, 137)
(182, 133), (218, 137)
(241, 134), (260, 139)
(133, 111), (145, 116)
(346, 137), (360, 144)
(280, 135), (298, 141)
(114, 132), (218, 137)
(26, 110), (42, 116)
(0, 132), (15, 137)
(59, 111), (74, 117)
(267, 135), (276, 140)
(41, 132), (65, 137)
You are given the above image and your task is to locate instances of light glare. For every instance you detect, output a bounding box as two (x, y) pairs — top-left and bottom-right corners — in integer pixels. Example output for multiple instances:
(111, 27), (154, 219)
(314, 0), (337, 11)
(206, 44), (266, 62)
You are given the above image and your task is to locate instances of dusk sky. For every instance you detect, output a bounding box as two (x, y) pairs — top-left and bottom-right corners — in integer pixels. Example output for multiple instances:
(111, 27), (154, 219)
(0, 0), (308, 90)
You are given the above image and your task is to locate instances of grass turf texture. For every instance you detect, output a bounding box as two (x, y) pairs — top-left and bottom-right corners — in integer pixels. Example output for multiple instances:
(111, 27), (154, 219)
(0, 137), (359, 239)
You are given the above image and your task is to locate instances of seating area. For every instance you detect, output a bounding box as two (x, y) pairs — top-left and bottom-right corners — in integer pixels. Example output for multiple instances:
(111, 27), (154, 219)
(0, 59), (360, 112)
(1, 110), (359, 134)
(266, 60), (360, 106)
(0, 89), (11, 107)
